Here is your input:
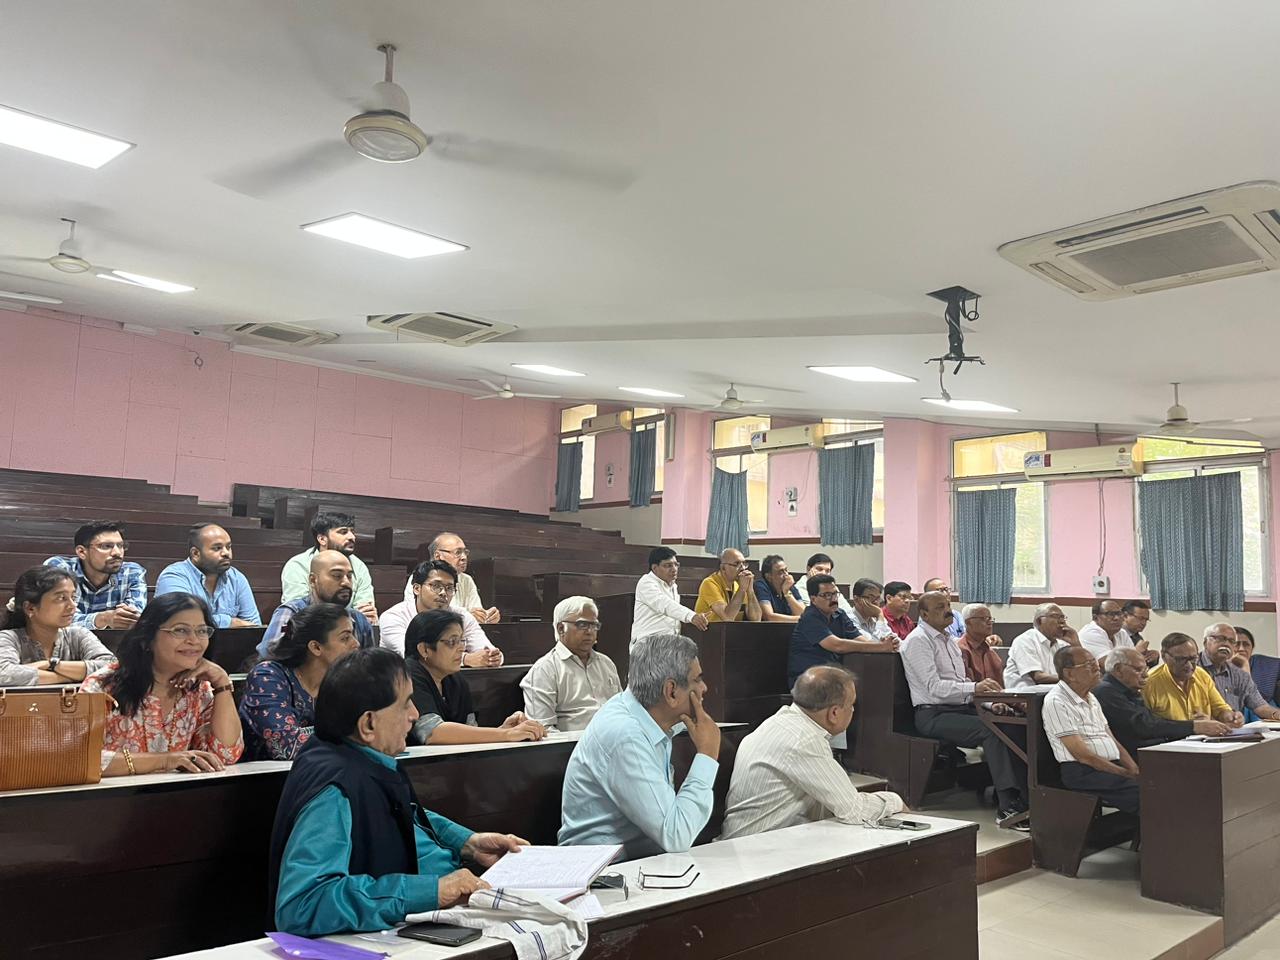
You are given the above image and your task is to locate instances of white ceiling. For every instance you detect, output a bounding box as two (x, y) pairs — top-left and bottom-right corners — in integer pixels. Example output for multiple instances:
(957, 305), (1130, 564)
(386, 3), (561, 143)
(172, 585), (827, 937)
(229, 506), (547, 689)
(4, 1), (1280, 438)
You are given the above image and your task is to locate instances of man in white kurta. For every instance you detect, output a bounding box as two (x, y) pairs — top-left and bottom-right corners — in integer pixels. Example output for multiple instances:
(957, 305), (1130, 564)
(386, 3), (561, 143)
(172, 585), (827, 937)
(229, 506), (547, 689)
(720, 665), (903, 839)
(631, 547), (708, 645)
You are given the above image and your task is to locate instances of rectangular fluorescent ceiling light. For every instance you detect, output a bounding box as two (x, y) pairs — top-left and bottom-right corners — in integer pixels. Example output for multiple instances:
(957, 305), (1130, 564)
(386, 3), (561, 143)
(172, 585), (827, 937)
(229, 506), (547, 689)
(921, 397), (1019, 413)
(97, 271), (194, 294)
(0, 104), (133, 168)
(809, 365), (918, 383)
(0, 290), (62, 304)
(620, 386), (684, 398)
(302, 213), (467, 259)
(512, 364), (585, 377)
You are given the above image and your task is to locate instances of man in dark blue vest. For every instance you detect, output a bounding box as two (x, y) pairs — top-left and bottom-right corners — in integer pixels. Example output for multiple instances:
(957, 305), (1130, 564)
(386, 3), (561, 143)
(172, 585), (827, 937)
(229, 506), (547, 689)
(268, 647), (527, 934)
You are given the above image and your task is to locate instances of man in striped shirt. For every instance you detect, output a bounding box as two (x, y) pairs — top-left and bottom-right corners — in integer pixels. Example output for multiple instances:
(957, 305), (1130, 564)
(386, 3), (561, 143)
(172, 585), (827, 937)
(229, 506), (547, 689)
(720, 665), (904, 839)
(1042, 645), (1140, 815)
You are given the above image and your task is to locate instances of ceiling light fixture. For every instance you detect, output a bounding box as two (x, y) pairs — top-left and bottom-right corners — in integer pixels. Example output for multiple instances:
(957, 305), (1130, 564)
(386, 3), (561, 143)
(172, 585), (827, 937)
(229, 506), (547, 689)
(921, 398), (1019, 413)
(0, 104), (133, 168)
(511, 364), (585, 377)
(96, 270), (195, 294)
(808, 366), (918, 384)
(0, 289), (63, 304)
(302, 213), (466, 259)
(620, 387), (684, 398)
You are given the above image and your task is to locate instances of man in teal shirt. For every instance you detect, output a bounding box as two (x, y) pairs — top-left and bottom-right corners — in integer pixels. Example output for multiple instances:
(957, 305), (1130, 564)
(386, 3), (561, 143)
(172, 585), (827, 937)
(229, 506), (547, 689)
(269, 648), (527, 935)
(558, 633), (722, 857)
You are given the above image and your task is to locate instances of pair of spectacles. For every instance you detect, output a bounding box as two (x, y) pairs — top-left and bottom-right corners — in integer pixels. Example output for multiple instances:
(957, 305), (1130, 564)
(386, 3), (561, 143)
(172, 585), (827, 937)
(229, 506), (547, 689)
(723, 560), (746, 568)
(424, 582), (456, 596)
(857, 594), (882, 604)
(1167, 654), (1199, 666)
(160, 625), (215, 641)
(90, 541), (128, 553)
(439, 547), (471, 558)
(1098, 610), (1123, 618)
(817, 592), (842, 601)
(1207, 634), (1235, 643)
(437, 637), (465, 649)
(968, 615), (995, 623)
(564, 620), (602, 632)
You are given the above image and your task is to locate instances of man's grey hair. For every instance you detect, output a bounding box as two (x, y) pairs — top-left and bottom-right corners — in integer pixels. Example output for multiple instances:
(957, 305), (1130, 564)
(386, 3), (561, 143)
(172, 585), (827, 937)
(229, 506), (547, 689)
(628, 633), (699, 707)
(553, 595), (598, 638)
(791, 665), (856, 711)
(1203, 622), (1234, 641)
(1104, 647), (1143, 675)
(428, 532), (460, 557)
(961, 602), (989, 623)
(1033, 602), (1061, 624)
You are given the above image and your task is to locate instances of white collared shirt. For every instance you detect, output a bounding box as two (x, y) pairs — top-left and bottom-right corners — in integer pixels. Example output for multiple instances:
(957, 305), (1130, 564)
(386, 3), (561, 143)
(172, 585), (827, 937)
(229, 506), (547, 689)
(1004, 627), (1064, 690)
(378, 599), (502, 663)
(720, 704), (903, 839)
(899, 620), (974, 706)
(520, 641), (621, 731)
(1042, 681), (1120, 764)
(631, 571), (696, 644)
(795, 575), (855, 617)
(402, 571), (484, 612)
(1078, 621), (1134, 662)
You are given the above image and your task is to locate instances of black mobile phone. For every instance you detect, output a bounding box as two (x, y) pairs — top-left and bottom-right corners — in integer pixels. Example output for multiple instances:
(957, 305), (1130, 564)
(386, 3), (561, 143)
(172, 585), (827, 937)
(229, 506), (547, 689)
(398, 921), (482, 946)
(881, 817), (931, 831)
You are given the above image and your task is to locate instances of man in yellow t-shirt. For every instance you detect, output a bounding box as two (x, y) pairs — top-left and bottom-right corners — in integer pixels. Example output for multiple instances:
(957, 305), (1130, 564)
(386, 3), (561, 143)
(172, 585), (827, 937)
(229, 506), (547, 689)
(695, 549), (763, 623)
(1142, 632), (1240, 726)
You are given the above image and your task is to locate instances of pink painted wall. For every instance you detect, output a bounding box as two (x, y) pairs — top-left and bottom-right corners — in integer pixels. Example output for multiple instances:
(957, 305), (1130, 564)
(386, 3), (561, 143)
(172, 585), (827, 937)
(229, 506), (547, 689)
(659, 409), (714, 542)
(0, 307), (558, 512)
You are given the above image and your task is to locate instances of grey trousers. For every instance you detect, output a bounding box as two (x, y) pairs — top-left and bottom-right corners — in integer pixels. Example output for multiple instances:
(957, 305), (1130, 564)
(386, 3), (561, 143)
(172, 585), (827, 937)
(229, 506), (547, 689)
(914, 705), (1027, 799)
(1060, 761), (1140, 815)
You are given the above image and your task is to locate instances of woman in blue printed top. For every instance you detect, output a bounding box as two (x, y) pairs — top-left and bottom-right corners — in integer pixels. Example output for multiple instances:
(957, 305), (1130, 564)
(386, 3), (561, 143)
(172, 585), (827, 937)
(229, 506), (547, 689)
(238, 603), (359, 761)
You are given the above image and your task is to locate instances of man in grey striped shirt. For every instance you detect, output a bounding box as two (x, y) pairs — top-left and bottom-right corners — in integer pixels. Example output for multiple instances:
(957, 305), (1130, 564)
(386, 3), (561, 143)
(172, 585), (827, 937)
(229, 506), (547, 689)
(720, 665), (904, 839)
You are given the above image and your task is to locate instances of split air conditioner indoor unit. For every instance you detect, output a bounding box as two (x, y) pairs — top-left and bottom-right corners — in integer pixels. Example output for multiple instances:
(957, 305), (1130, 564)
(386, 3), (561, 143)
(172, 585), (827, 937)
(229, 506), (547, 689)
(750, 423), (829, 453)
(1023, 444), (1144, 480)
(366, 311), (517, 346)
(225, 322), (337, 347)
(581, 411), (634, 435)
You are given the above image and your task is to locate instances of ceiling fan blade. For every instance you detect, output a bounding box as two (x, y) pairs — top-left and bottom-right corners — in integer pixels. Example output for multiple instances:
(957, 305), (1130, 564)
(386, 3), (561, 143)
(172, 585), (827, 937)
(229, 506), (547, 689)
(471, 394), (500, 401)
(429, 133), (636, 192)
(211, 140), (360, 199)
(1197, 417), (1255, 427)
(513, 392), (562, 399)
(473, 379), (502, 393)
(0, 256), (53, 267)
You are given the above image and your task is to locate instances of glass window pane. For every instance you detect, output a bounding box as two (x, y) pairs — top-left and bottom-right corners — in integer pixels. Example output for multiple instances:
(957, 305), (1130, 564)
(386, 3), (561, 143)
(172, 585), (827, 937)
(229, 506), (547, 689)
(823, 418), (882, 435)
(1137, 436), (1262, 462)
(1204, 464), (1265, 593)
(560, 404), (597, 434)
(1013, 482), (1046, 590)
(871, 437), (884, 530)
(715, 451), (769, 533)
(579, 435), (595, 501)
(714, 415), (771, 450)
(952, 431), (1047, 478)
(654, 420), (665, 494)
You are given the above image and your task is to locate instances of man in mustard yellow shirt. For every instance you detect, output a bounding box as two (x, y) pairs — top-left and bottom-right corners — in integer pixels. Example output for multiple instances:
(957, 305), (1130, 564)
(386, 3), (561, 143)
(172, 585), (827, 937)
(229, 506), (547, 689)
(1142, 632), (1241, 726)
(695, 549), (763, 623)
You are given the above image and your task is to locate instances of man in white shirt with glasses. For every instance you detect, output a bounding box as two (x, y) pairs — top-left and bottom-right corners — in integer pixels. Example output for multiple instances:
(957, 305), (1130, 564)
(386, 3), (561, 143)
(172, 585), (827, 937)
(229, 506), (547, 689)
(401, 532), (500, 624)
(632, 547), (709, 646)
(383, 559), (503, 667)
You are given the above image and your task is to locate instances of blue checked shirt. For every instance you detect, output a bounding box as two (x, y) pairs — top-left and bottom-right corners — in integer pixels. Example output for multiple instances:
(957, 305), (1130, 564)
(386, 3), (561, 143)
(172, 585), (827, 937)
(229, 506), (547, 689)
(44, 556), (148, 628)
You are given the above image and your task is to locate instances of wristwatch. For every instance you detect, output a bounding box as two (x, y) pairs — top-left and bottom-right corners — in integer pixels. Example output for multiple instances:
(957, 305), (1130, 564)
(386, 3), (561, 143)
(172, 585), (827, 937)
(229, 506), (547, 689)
(48, 657), (61, 676)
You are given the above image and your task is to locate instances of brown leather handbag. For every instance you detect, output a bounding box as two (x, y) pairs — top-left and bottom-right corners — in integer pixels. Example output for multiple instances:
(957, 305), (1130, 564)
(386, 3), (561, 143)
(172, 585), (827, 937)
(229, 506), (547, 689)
(0, 686), (107, 790)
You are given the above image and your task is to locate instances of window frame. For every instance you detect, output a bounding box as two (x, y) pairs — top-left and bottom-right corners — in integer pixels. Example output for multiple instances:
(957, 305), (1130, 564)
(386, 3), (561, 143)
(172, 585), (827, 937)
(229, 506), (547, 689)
(558, 403), (598, 504)
(631, 409), (666, 497)
(711, 415), (772, 535)
(822, 422), (885, 534)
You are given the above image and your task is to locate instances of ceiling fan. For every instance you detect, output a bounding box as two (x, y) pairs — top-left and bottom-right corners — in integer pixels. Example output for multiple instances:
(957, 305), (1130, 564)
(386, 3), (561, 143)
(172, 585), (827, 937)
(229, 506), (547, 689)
(465, 377), (562, 401)
(0, 219), (194, 293)
(710, 383), (762, 412)
(215, 44), (633, 199)
(1131, 382), (1259, 442)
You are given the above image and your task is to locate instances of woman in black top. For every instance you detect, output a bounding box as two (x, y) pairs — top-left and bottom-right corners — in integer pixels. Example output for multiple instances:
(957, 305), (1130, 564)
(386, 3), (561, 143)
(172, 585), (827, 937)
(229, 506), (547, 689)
(404, 609), (547, 746)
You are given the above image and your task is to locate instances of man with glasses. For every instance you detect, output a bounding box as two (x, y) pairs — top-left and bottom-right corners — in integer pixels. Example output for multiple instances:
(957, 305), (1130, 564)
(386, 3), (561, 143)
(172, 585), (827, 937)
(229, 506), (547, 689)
(1198, 623), (1280, 721)
(1004, 603), (1080, 690)
(694, 548), (762, 623)
(956, 604), (1004, 685)
(1142, 632), (1240, 726)
(881, 582), (916, 641)
(795, 554), (854, 617)
(788, 575), (898, 684)
(1042, 645), (1140, 815)
(521, 595), (621, 731)
(401, 532), (500, 624)
(382, 560), (502, 667)
(1078, 600), (1144, 664)
(1093, 648), (1228, 759)
(847, 578), (895, 641)
(258, 551), (376, 657)
(632, 546), (708, 645)
(46, 521), (147, 629)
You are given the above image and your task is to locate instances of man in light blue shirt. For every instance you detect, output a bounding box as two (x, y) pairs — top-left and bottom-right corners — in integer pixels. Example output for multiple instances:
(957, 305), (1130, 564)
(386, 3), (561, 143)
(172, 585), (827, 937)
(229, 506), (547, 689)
(155, 523), (261, 628)
(558, 633), (721, 858)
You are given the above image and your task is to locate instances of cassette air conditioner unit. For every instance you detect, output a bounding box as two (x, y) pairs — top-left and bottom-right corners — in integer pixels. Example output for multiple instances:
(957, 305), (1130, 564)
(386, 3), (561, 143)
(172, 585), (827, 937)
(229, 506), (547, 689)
(366, 312), (517, 346)
(225, 322), (337, 347)
(750, 423), (828, 453)
(581, 411), (634, 436)
(1024, 444), (1144, 480)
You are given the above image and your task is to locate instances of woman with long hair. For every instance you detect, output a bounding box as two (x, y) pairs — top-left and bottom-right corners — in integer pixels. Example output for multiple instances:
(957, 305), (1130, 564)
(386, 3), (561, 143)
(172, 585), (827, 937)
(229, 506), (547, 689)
(0, 564), (115, 685)
(405, 608), (546, 746)
(82, 592), (243, 776)
(238, 602), (358, 760)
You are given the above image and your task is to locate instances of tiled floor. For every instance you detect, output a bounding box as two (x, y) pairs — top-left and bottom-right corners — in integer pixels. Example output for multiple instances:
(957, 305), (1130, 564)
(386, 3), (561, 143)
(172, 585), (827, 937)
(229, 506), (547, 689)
(920, 787), (1022, 854)
(977, 846), (1223, 960)
(1214, 913), (1280, 959)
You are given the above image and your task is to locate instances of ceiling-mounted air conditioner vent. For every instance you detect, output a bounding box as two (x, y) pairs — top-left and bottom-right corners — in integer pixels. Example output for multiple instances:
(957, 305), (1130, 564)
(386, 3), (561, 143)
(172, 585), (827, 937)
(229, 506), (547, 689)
(998, 180), (1280, 300)
(367, 312), (517, 346)
(226, 322), (337, 347)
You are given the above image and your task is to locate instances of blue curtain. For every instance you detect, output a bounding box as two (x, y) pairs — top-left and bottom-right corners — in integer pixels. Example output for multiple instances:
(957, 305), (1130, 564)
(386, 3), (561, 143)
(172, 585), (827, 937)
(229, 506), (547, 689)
(1138, 471), (1244, 611)
(818, 443), (875, 546)
(629, 426), (657, 507)
(705, 468), (749, 557)
(554, 441), (583, 513)
(954, 488), (1017, 604)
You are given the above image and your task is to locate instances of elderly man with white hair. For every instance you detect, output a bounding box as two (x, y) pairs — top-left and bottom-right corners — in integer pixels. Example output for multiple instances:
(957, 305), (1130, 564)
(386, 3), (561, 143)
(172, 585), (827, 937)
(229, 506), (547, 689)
(520, 595), (621, 732)
(1198, 622), (1280, 721)
(1004, 603), (1081, 690)
(559, 633), (721, 856)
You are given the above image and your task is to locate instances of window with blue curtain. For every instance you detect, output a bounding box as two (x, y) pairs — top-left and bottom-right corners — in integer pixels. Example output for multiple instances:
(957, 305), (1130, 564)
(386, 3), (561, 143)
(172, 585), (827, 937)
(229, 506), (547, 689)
(628, 426), (657, 507)
(705, 468), (749, 557)
(554, 441), (584, 513)
(954, 487), (1017, 604)
(817, 442), (875, 545)
(1138, 471), (1244, 611)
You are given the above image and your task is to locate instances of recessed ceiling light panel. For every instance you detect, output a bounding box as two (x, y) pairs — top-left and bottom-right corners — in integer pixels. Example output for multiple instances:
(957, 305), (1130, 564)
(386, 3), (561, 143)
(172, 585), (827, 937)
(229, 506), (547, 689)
(0, 104), (133, 168)
(511, 364), (585, 377)
(620, 387), (684, 398)
(0, 289), (62, 304)
(809, 366), (918, 384)
(302, 213), (467, 259)
(921, 398), (1019, 413)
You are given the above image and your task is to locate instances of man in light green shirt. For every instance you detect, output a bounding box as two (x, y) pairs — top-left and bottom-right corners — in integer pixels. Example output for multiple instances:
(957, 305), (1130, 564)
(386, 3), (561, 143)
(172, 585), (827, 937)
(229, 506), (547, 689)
(281, 511), (377, 622)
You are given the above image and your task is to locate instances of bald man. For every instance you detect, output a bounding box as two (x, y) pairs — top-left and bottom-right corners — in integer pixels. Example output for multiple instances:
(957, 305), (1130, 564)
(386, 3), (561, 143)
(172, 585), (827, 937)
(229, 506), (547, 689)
(156, 522), (261, 628)
(256, 550), (377, 658)
(694, 549), (762, 623)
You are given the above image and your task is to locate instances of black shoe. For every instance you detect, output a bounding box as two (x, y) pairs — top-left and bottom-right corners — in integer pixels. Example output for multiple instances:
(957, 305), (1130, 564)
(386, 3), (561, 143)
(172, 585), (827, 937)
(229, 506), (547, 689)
(997, 808), (1032, 832)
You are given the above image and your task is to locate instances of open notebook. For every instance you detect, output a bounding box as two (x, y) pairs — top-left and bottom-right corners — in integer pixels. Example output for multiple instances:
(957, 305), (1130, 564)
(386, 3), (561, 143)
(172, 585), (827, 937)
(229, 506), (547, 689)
(480, 844), (622, 902)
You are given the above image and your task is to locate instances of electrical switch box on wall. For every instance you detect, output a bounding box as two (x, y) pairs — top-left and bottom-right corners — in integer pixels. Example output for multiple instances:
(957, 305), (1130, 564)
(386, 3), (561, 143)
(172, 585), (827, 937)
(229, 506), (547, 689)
(1092, 575), (1110, 595)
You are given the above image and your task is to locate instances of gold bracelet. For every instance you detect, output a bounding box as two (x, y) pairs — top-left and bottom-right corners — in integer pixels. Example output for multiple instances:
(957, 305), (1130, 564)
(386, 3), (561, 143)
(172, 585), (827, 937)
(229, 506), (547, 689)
(121, 746), (136, 775)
